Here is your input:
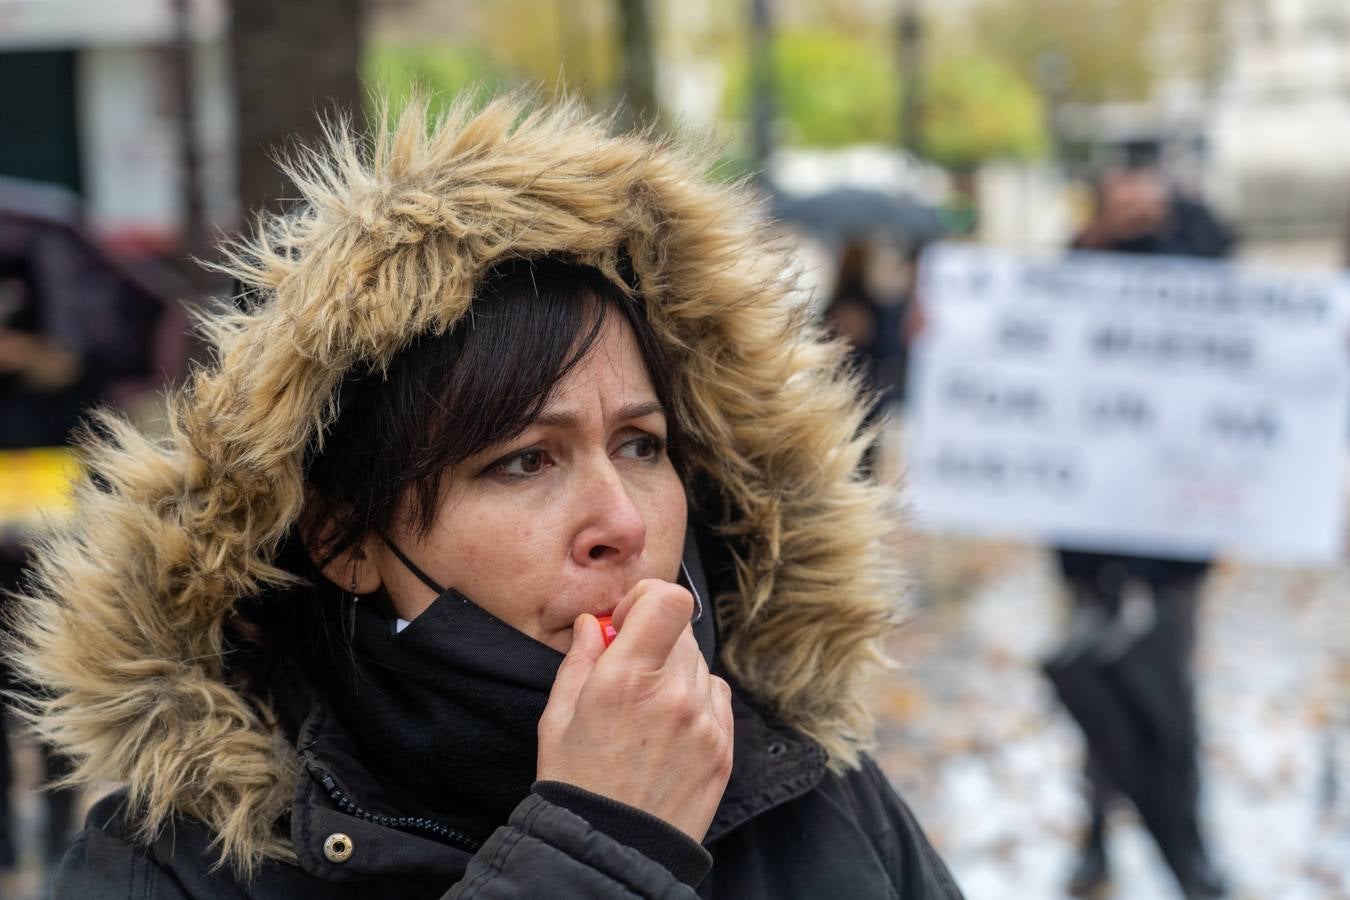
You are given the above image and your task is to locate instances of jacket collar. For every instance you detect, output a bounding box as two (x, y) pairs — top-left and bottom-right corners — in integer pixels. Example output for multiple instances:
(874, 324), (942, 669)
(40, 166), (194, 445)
(289, 685), (827, 881)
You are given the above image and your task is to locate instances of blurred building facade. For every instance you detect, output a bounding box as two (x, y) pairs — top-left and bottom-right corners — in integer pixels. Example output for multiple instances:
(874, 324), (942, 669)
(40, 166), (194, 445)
(0, 0), (237, 255)
(1207, 0), (1350, 242)
(1054, 0), (1350, 247)
(5, 0), (1345, 258)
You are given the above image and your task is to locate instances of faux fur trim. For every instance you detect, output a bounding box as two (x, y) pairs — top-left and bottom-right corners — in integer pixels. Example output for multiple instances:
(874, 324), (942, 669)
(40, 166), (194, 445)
(9, 92), (901, 875)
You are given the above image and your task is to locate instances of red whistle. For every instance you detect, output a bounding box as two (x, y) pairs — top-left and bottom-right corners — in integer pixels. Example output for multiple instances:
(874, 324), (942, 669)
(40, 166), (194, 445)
(597, 615), (618, 648)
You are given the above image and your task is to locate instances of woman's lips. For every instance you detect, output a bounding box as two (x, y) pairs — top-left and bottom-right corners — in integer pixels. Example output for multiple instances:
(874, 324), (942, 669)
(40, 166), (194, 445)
(553, 606), (616, 639)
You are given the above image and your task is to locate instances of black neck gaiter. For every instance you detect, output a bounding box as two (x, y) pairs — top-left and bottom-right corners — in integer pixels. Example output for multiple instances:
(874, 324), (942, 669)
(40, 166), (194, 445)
(314, 530), (715, 845)
(326, 586), (563, 843)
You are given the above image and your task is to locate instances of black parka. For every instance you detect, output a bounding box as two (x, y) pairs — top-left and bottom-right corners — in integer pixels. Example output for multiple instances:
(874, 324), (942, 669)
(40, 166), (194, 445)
(56, 688), (960, 898)
(17, 94), (962, 899)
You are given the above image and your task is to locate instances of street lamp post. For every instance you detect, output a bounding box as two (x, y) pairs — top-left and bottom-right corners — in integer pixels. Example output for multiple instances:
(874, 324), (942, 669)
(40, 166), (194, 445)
(898, 0), (924, 157)
(749, 0), (774, 169)
(1035, 48), (1071, 172)
(616, 0), (658, 131)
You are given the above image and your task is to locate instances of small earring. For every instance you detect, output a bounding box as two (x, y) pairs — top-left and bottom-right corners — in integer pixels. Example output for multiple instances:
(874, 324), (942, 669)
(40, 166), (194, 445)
(681, 559), (704, 623)
(349, 576), (358, 596)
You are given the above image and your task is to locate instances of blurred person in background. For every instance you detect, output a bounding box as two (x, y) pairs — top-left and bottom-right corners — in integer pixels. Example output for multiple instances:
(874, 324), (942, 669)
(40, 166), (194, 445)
(1072, 165), (1234, 260)
(895, 240), (930, 406)
(822, 238), (891, 473)
(1052, 162), (1235, 900)
(822, 238), (923, 478)
(13, 96), (963, 899)
(823, 238), (884, 385)
(0, 177), (183, 878)
(824, 237), (921, 404)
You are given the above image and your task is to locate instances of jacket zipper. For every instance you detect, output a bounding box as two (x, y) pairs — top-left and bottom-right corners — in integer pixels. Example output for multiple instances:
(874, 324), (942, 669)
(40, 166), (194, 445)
(318, 772), (483, 853)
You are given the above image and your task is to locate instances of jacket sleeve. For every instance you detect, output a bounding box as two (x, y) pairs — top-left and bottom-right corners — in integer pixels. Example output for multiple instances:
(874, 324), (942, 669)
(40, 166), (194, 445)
(851, 755), (965, 899)
(443, 793), (703, 900)
(51, 829), (192, 900)
(52, 791), (708, 898)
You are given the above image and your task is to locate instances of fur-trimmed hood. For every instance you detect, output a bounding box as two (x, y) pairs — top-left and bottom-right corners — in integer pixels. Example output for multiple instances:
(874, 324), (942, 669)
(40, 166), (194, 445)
(12, 94), (899, 872)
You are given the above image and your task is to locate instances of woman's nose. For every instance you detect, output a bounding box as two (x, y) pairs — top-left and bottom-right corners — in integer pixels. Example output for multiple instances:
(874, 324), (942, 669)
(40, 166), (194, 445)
(571, 462), (647, 567)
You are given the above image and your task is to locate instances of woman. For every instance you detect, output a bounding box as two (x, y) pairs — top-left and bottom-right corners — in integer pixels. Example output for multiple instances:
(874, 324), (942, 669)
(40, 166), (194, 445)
(12, 95), (962, 898)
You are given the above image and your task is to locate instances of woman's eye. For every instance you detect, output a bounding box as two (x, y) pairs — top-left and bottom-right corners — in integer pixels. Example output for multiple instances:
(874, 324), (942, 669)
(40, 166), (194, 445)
(619, 435), (664, 460)
(496, 449), (550, 477)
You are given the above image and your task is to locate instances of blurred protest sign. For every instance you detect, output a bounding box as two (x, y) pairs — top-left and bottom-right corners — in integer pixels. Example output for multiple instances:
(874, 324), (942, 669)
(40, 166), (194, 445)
(905, 243), (1350, 564)
(0, 448), (80, 542)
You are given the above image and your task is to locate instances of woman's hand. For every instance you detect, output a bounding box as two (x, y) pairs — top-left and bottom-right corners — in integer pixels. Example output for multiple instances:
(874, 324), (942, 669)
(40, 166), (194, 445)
(536, 579), (734, 842)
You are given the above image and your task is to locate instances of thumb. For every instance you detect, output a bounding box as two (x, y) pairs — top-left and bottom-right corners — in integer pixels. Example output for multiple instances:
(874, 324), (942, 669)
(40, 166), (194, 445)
(545, 614), (604, 722)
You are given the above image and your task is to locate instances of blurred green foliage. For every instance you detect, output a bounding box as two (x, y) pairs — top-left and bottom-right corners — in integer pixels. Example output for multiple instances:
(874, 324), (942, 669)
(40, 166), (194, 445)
(971, 0), (1168, 103)
(722, 29), (1045, 167)
(475, 0), (617, 105)
(365, 10), (1054, 170)
(363, 37), (758, 184)
(363, 43), (507, 121)
(363, 1), (619, 119)
(922, 56), (1047, 168)
(761, 30), (902, 147)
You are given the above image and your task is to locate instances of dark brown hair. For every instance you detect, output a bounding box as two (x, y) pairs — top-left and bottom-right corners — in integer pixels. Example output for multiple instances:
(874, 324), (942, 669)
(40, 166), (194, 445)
(299, 254), (681, 571)
(233, 256), (681, 716)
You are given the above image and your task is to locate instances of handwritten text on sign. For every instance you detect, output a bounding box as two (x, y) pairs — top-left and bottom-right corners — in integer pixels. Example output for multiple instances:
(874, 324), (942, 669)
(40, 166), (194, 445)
(905, 244), (1350, 563)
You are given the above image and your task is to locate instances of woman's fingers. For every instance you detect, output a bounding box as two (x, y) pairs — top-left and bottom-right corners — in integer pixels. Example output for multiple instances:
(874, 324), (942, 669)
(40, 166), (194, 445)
(537, 578), (733, 842)
(542, 613), (604, 727)
(608, 578), (647, 631)
(679, 626), (705, 684)
(609, 580), (694, 671)
(710, 675), (734, 739)
(611, 581), (709, 716)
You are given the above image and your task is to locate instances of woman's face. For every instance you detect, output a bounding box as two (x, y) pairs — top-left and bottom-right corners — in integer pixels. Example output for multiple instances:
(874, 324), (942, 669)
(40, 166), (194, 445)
(366, 313), (687, 653)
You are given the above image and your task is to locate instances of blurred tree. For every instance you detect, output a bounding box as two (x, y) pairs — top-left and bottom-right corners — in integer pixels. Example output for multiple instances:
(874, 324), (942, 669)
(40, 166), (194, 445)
(413, 0), (617, 110)
(970, 0), (1168, 103)
(367, 1), (665, 130)
(171, 0), (205, 259)
(922, 56), (1046, 169)
(721, 29), (1045, 168)
(363, 43), (506, 122)
(230, 0), (365, 218)
(747, 30), (902, 147)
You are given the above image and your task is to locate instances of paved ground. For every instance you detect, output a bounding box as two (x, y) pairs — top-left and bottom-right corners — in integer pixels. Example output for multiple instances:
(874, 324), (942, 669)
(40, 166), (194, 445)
(872, 537), (1350, 900)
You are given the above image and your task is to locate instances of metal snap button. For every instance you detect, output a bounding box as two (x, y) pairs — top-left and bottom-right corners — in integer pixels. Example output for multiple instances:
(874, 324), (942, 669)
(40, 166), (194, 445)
(324, 832), (353, 863)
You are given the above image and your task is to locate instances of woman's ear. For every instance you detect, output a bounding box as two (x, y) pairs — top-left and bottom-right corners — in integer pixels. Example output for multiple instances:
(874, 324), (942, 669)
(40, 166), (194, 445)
(298, 495), (384, 595)
(315, 537), (384, 595)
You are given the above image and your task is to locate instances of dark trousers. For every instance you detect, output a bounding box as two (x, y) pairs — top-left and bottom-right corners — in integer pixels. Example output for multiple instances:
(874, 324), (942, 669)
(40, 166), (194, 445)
(1056, 550), (1210, 863)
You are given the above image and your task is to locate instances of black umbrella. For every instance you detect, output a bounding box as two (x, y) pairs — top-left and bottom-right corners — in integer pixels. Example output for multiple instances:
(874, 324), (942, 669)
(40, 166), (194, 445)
(1043, 606), (1211, 896)
(769, 185), (946, 246)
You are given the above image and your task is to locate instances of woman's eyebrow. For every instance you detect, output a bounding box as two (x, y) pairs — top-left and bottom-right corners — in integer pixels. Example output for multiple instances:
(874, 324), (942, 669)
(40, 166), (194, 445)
(533, 400), (666, 429)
